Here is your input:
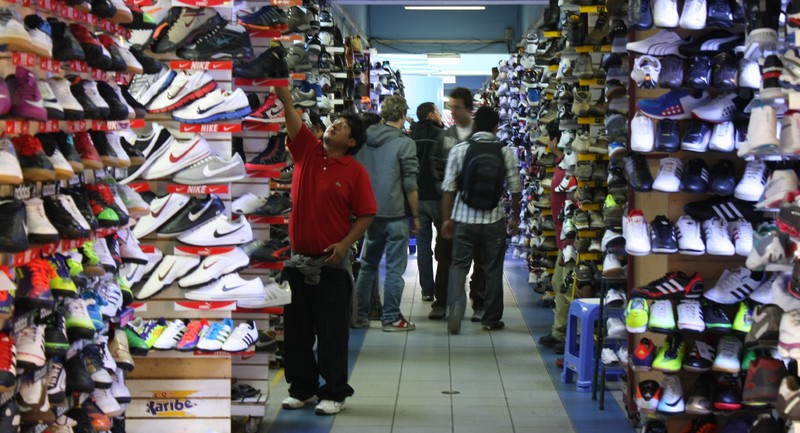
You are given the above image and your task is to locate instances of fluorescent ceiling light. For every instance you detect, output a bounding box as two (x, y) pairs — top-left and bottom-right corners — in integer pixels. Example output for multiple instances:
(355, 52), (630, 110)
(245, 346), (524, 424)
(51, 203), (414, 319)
(405, 6), (485, 10)
(428, 54), (461, 65)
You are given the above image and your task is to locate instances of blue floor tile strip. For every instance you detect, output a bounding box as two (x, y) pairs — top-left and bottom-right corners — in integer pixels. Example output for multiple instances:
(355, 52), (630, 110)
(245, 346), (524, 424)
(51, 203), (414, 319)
(503, 258), (635, 433)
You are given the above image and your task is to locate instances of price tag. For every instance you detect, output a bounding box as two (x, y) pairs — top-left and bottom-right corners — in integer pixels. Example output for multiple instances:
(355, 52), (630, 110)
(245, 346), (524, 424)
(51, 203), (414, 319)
(5, 120), (29, 135)
(90, 68), (107, 80)
(179, 124), (241, 133)
(67, 120), (87, 132)
(68, 60), (88, 73)
(39, 57), (61, 73)
(99, 19), (114, 33)
(12, 52), (36, 68)
(116, 73), (132, 85)
(38, 120), (60, 133)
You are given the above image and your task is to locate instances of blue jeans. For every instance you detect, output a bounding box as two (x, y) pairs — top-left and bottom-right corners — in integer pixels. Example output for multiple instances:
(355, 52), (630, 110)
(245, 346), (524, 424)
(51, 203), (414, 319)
(416, 200), (440, 298)
(355, 217), (410, 324)
(447, 220), (507, 324)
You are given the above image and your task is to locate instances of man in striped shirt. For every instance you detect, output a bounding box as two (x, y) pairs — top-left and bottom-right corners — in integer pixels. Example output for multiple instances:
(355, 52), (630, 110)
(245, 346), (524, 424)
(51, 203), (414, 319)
(441, 106), (522, 334)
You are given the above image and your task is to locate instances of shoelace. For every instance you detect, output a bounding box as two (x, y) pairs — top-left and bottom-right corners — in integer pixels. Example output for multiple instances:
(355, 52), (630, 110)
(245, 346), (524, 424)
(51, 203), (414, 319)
(705, 218), (729, 240)
(742, 162), (765, 183)
(180, 323), (203, 344)
(28, 258), (55, 290)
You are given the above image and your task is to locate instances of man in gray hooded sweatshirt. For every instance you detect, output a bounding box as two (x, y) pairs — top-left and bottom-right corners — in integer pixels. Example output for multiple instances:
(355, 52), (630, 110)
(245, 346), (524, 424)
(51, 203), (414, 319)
(354, 95), (421, 331)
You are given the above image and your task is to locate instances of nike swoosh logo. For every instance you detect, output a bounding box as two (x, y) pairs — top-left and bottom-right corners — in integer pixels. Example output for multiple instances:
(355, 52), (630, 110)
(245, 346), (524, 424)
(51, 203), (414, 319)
(197, 101), (224, 115)
(202, 259), (219, 270)
(213, 225), (244, 238)
(222, 285), (244, 292)
(157, 261), (175, 280)
(188, 199), (213, 221)
(169, 140), (200, 163)
(202, 161), (239, 177)
(26, 99), (44, 108)
(663, 398), (683, 407)
(151, 196), (172, 218)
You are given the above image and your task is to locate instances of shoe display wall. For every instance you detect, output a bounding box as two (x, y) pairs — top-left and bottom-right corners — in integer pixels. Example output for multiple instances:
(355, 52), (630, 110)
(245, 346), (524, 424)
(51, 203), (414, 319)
(624, 0), (800, 431)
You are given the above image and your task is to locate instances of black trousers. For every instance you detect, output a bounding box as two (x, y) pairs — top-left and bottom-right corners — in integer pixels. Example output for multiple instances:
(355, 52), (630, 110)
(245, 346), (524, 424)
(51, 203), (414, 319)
(283, 266), (355, 402)
(431, 232), (486, 310)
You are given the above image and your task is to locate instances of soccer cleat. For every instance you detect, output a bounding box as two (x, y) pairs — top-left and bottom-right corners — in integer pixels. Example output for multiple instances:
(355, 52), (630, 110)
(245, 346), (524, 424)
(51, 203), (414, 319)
(683, 340), (715, 372)
(221, 320), (258, 352)
(657, 374), (684, 414)
(171, 88), (251, 124)
(713, 373), (742, 410)
(631, 337), (655, 371)
(648, 300), (676, 333)
(704, 302), (733, 333)
(175, 319), (209, 351)
(636, 380), (662, 413)
(632, 271), (704, 299)
(197, 318), (233, 352)
(122, 324), (149, 357)
(652, 333), (685, 373)
(686, 374), (714, 415)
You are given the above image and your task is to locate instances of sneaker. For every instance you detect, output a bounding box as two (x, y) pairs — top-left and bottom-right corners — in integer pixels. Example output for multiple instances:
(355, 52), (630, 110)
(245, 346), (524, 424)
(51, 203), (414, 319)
(684, 340), (715, 372)
(636, 380), (662, 413)
(652, 333), (685, 373)
(15, 258), (55, 308)
(623, 152), (653, 192)
(237, 280), (291, 309)
(238, 5), (287, 31)
(232, 193), (269, 216)
(684, 195), (762, 223)
(132, 193), (191, 238)
(742, 357), (787, 404)
(14, 324), (45, 368)
(650, 215), (678, 254)
(631, 338), (656, 371)
(735, 160), (767, 202)
(602, 254), (624, 277)
(222, 320), (258, 352)
(152, 319), (186, 351)
(691, 93), (742, 123)
(171, 88), (251, 123)
(779, 308), (800, 359)
(746, 224), (787, 270)
(145, 70), (216, 114)
(712, 335), (742, 373)
(777, 376), (800, 419)
(172, 153), (246, 185)
(43, 195), (91, 240)
(733, 301), (754, 334)
(176, 214), (253, 247)
(233, 45), (289, 79)
(657, 374), (684, 414)
(652, 157), (683, 193)
(178, 248), (249, 288)
(141, 134), (211, 180)
(137, 254), (200, 299)
(282, 395), (317, 410)
(245, 93), (285, 124)
(749, 304), (782, 349)
(606, 317), (627, 338)
(632, 271), (704, 299)
(112, 369), (132, 404)
(12, 135), (55, 182)
(625, 297), (649, 333)
(175, 319), (209, 352)
(637, 89), (710, 120)
(680, 0), (708, 29)
(758, 170), (798, 210)
(626, 30), (686, 56)
(623, 209), (650, 255)
(649, 300), (676, 333)
(151, 7), (221, 53)
(680, 157), (709, 193)
(702, 217), (735, 256)
(315, 399), (345, 416)
(177, 20), (253, 60)
(705, 268), (763, 305)
(708, 159), (736, 196)
(197, 318), (233, 352)
(7, 66), (47, 121)
(709, 121), (736, 152)
(704, 302), (733, 333)
(600, 348), (620, 366)
(605, 288), (626, 307)
(677, 299), (705, 333)
(155, 194), (224, 237)
(184, 273), (264, 302)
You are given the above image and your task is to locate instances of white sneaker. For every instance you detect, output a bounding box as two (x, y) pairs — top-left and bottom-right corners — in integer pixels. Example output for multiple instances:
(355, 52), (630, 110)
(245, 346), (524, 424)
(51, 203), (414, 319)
(25, 15), (52, 58)
(691, 93), (738, 123)
(602, 253), (623, 277)
(37, 81), (64, 120)
(607, 317), (627, 339)
(0, 9), (34, 52)
(648, 300), (676, 333)
(601, 229), (624, 252)
(81, 81), (110, 117)
(25, 198), (59, 244)
(177, 215), (253, 247)
(184, 273), (264, 302)
(601, 347), (620, 366)
(93, 238), (116, 272)
(712, 335), (742, 373)
(142, 135), (211, 180)
(117, 228), (147, 265)
(750, 274), (776, 304)
(131, 69), (175, 107)
(113, 182), (149, 218)
(757, 169), (798, 209)
(97, 280), (122, 317)
(115, 41), (143, 75)
(631, 55), (661, 89)
(739, 58), (762, 89)
(605, 288), (626, 308)
(104, 132), (130, 168)
(55, 194), (91, 232)
(739, 103), (779, 156)
(617, 347), (628, 366)
(704, 267), (762, 304)
(137, 255), (201, 300)
(237, 280), (292, 308)
(14, 324), (45, 368)
(111, 369), (130, 404)
(734, 160), (767, 202)
(46, 362), (65, 404)
(675, 215), (706, 256)
(626, 30), (686, 56)
(92, 388), (122, 417)
(630, 112), (655, 152)
(709, 121), (735, 152)
(780, 110), (800, 154)
(624, 209), (651, 256)
(657, 374), (684, 414)
(231, 193), (269, 215)
(653, 0), (679, 28)
(676, 299), (704, 332)
(315, 399), (345, 415)
(172, 88), (252, 124)
(702, 217), (735, 256)
(178, 248), (250, 288)
(679, 0), (707, 29)
(728, 219), (753, 257)
(652, 157), (683, 193)
(132, 193), (191, 239)
(197, 318), (234, 352)
(282, 396), (317, 409)
(147, 70), (216, 114)
(221, 320), (258, 352)
(0, 138), (22, 184)
(152, 319), (186, 350)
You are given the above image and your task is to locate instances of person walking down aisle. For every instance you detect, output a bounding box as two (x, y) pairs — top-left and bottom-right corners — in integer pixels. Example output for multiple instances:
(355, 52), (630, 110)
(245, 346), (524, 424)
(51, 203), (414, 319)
(353, 95), (421, 332)
(441, 106), (522, 334)
(444, 87), (487, 322)
(274, 86), (377, 416)
(409, 102), (453, 314)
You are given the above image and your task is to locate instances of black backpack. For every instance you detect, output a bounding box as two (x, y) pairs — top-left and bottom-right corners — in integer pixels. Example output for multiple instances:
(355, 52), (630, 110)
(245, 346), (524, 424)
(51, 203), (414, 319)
(458, 138), (506, 210)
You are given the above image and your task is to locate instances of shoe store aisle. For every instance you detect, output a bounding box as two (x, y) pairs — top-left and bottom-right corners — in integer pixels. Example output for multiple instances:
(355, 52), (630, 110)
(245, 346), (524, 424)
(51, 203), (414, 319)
(259, 255), (634, 433)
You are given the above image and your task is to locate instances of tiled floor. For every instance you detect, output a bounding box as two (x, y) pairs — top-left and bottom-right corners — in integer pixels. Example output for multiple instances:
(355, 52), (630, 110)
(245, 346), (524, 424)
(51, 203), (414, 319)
(259, 255), (635, 433)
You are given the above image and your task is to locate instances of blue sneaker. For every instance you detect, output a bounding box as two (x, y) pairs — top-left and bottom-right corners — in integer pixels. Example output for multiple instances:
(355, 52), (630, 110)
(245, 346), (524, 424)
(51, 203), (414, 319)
(80, 291), (107, 331)
(608, 141), (626, 159)
(527, 89), (540, 106)
(637, 89), (710, 120)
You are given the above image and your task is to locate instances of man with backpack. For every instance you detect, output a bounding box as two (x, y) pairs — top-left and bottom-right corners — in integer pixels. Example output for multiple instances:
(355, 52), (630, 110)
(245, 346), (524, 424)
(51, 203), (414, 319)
(441, 106), (521, 334)
(409, 102), (455, 319)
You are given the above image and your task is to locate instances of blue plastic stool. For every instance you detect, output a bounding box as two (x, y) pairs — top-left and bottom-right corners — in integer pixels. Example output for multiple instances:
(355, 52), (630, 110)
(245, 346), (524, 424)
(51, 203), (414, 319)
(562, 298), (601, 392)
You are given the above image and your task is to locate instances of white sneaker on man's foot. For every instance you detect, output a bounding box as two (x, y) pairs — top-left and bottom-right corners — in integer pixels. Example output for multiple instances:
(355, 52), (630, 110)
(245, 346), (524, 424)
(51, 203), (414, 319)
(315, 399), (345, 415)
(282, 395), (316, 409)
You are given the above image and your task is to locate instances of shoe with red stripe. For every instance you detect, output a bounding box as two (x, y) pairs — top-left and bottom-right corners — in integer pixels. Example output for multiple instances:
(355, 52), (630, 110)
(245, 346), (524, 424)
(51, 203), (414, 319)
(631, 271), (704, 299)
(245, 93), (285, 124)
(146, 70), (216, 114)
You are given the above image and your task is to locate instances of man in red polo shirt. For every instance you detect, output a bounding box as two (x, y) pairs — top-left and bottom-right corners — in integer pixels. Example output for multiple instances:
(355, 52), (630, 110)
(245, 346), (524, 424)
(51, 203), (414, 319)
(273, 86), (376, 416)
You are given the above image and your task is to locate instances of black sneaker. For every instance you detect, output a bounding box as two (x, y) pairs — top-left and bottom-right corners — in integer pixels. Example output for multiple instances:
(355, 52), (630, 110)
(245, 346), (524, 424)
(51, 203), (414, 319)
(642, 420), (667, 433)
(687, 55), (712, 89)
(658, 55), (685, 89)
(46, 19), (85, 61)
(686, 373), (714, 414)
(708, 160), (736, 196)
(703, 302), (732, 333)
(760, 55), (784, 99)
(44, 311), (69, 358)
(178, 21), (254, 61)
(274, 164), (294, 184)
(120, 86), (147, 118)
(69, 76), (100, 119)
(681, 120), (712, 152)
(629, 0), (653, 30)
(255, 330), (277, 353)
(40, 132), (83, 172)
(233, 45), (289, 79)
(684, 196), (763, 223)
(90, 0), (116, 19)
(64, 352), (96, 394)
(156, 194), (224, 237)
(623, 152), (653, 192)
(679, 31), (743, 56)
(62, 187), (99, 230)
(654, 119), (680, 152)
(89, 130), (123, 167)
(130, 46), (163, 74)
(650, 215), (678, 254)
(253, 193), (292, 217)
(706, 0), (733, 28)
(245, 134), (287, 170)
(0, 198), (29, 253)
(712, 52), (738, 91)
(680, 158), (709, 194)
(607, 165), (628, 197)
(713, 373), (741, 410)
(95, 81), (129, 121)
(238, 5), (287, 30)
(43, 195), (91, 239)
(245, 238), (290, 262)
(118, 135), (145, 166)
(631, 271), (704, 299)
